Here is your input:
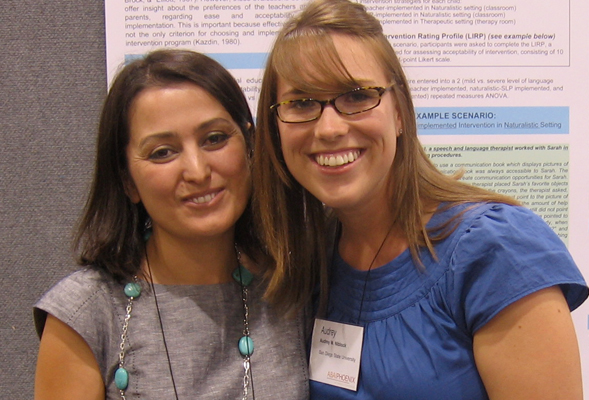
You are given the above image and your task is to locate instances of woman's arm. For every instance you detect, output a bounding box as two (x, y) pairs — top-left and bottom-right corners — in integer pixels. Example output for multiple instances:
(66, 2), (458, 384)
(473, 286), (583, 400)
(35, 314), (105, 400)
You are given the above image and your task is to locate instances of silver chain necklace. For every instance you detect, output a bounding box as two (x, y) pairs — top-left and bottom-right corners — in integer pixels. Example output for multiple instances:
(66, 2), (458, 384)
(114, 248), (255, 399)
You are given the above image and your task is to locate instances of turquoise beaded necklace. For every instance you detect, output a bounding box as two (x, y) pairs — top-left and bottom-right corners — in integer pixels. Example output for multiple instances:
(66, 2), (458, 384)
(114, 249), (255, 399)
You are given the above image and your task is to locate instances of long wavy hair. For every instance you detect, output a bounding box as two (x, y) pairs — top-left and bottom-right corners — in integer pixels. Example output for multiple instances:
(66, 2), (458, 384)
(75, 49), (263, 283)
(253, 0), (519, 311)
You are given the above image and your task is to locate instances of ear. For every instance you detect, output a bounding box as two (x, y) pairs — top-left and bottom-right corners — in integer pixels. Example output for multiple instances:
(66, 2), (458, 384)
(395, 107), (403, 137)
(123, 175), (141, 204)
(244, 122), (255, 160)
(246, 122), (254, 137)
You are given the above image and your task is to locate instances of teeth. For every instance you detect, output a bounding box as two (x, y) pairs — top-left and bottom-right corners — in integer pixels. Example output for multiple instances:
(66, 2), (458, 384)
(316, 151), (360, 167)
(192, 193), (215, 204)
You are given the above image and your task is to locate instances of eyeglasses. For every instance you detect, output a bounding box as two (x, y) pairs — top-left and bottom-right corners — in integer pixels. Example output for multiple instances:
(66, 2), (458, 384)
(270, 85), (394, 124)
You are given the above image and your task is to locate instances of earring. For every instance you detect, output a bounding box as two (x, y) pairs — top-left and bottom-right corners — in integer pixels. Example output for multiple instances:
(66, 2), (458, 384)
(398, 128), (403, 135)
(143, 218), (152, 241)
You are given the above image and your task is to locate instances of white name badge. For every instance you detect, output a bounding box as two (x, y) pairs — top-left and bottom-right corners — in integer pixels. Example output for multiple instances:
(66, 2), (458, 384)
(309, 318), (364, 391)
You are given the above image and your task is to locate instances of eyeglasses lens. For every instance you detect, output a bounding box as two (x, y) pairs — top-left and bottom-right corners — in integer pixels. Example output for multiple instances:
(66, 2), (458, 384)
(335, 88), (381, 115)
(276, 87), (385, 123)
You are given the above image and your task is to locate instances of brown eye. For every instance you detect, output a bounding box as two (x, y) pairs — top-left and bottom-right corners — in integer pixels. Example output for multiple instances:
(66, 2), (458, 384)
(203, 131), (231, 148)
(148, 147), (175, 160)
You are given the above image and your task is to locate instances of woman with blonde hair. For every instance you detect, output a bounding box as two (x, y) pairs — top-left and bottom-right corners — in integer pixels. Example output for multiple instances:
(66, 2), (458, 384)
(253, 0), (588, 398)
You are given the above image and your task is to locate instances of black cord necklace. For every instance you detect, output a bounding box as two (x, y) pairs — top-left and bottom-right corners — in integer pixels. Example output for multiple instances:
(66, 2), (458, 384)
(336, 221), (396, 325)
(146, 251), (180, 400)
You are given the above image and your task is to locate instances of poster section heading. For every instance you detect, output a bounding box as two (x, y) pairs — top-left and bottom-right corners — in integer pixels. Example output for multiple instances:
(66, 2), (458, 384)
(416, 106), (568, 135)
(119, 0), (570, 67)
(424, 143), (569, 241)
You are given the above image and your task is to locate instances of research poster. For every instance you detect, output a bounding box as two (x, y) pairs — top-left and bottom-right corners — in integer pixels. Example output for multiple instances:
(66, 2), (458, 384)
(106, 0), (589, 394)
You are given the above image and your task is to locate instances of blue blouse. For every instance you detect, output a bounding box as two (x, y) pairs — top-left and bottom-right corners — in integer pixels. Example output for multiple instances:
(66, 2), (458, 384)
(310, 203), (588, 399)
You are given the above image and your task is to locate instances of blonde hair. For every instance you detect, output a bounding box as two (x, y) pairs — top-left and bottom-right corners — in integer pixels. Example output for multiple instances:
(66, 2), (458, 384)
(253, 0), (519, 312)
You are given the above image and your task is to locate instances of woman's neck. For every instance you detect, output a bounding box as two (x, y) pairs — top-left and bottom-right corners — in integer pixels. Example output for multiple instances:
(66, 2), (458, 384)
(337, 216), (408, 272)
(143, 230), (238, 285)
(336, 202), (439, 271)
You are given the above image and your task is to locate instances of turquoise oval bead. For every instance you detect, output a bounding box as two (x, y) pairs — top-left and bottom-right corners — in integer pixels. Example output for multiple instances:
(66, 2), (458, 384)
(114, 367), (129, 390)
(239, 336), (254, 356)
(232, 265), (253, 287)
(124, 282), (141, 298)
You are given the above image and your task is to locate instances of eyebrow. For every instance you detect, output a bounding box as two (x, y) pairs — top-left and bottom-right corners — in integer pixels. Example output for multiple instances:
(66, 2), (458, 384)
(138, 132), (175, 149)
(281, 88), (307, 97)
(280, 80), (379, 98)
(137, 117), (236, 148)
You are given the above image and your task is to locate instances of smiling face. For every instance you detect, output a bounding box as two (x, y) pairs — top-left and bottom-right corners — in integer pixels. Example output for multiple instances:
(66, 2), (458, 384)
(276, 34), (402, 217)
(125, 82), (251, 243)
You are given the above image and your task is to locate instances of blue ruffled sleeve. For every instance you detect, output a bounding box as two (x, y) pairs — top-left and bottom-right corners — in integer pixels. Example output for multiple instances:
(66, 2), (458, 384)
(446, 204), (587, 335)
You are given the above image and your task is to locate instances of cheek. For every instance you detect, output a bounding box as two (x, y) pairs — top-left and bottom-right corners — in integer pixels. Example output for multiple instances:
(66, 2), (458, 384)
(224, 153), (251, 193)
(278, 127), (303, 164)
(364, 110), (401, 143)
(130, 166), (174, 202)
(232, 168), (252, 213)
(237, 164), (252, 193)
(279, 139), (299, 175)
(229, 150), (249, 175)
(125, 170), (141, 204)
(126, 164), (147, 204)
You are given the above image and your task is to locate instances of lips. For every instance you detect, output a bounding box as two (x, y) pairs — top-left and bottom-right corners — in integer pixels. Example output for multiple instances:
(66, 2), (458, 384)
(315, 150), (360, 167)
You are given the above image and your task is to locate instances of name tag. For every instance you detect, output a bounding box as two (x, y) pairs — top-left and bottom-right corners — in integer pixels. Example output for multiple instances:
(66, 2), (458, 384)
(309, 318), (364, 391)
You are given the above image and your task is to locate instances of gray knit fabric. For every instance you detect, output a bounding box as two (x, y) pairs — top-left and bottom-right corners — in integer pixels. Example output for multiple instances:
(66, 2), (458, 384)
(34, 268), (309, 399)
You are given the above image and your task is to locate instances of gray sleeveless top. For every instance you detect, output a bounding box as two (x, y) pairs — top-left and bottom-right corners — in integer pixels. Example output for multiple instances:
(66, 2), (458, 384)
(34, 268), (309, 399)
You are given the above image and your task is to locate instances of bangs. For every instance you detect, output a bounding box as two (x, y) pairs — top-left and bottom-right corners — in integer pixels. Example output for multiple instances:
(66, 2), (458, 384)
(272, 31), (361, 93)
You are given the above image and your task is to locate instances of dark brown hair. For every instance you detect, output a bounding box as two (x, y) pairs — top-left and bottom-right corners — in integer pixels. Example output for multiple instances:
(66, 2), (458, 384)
(75, 49), (260, 282)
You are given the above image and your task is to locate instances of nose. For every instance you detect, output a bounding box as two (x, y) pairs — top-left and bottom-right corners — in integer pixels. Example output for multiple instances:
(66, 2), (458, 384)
(181, 151), (211, 183)
(313, 104), (348, 141)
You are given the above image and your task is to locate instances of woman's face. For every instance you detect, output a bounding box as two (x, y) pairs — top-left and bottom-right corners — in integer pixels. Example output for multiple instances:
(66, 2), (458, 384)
(275, 34), (402, 217)
(125, 82), (251, 243)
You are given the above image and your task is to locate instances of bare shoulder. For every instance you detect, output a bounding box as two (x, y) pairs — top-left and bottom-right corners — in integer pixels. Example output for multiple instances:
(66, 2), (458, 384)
(35, 314), (105, 400)
(473, 286), (583, 400)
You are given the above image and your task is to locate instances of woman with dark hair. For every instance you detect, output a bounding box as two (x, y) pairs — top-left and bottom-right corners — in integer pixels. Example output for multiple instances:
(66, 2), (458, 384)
(253, 0), (588, 399)
(34, 49), (309, 400)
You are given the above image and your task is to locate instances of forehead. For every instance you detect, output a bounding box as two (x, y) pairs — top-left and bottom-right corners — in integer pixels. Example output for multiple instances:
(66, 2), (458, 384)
(127, 83), (233, 138)
(130, 83), (224, 116)
(275, 33), (388, 96)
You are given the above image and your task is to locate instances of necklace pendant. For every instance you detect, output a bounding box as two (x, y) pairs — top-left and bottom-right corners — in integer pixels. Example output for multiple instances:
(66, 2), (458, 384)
(115, 367), (129, 390)
(124, 282), (141, 298)
(232, 265), (253, 286)
(238, 335), (254, 356)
